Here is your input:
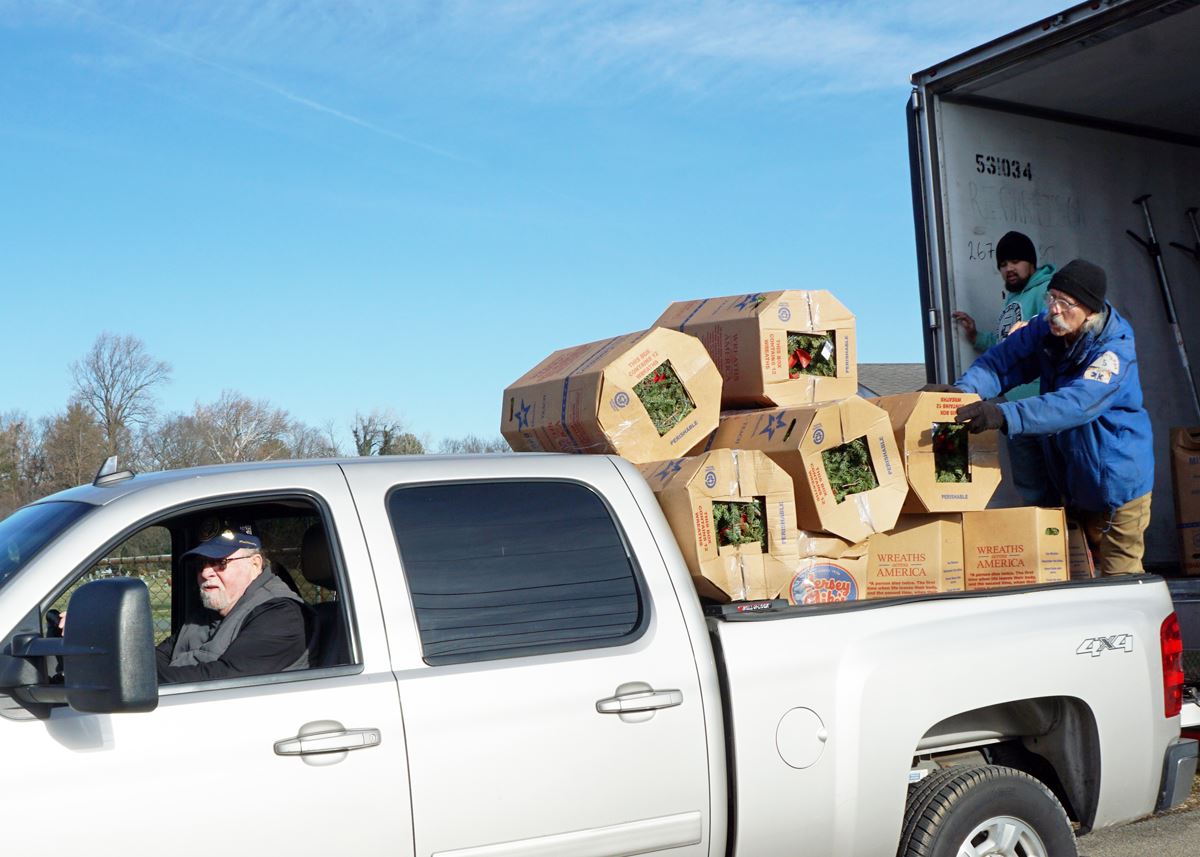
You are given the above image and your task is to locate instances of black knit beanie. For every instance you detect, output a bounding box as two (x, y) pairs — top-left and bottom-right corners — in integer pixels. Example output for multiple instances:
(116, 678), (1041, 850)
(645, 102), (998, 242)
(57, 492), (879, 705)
(1049, 259), (1107, 313)
(996, 231), (1037, 268)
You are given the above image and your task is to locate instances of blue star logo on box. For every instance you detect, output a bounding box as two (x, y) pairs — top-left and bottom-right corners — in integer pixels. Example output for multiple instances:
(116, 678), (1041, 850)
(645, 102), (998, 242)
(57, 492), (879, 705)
(516, 399), (532, 429)
(655, 459), (684, 483)
(735, 293), (764, 312)
(758, 412), (788, 441)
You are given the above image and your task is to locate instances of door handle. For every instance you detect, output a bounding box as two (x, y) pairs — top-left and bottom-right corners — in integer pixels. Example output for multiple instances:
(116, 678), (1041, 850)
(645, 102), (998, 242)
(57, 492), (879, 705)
(596, 687), (683, 714)
(274, 720), (382, 756)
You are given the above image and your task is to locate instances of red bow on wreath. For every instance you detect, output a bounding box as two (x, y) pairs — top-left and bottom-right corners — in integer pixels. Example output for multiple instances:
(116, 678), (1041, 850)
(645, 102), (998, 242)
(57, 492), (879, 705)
(789, 348), (812, 370)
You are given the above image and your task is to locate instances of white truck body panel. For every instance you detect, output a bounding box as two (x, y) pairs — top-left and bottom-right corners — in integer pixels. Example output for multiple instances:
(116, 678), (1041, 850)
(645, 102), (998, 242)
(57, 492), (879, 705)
(340, 455), (718, 857)
(0, 463), (415, 857)
(714, 579), (1177, 856)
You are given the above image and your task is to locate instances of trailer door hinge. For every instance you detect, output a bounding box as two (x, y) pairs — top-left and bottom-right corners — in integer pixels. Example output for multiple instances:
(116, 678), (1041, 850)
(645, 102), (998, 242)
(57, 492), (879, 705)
(928, 309), (939, 330)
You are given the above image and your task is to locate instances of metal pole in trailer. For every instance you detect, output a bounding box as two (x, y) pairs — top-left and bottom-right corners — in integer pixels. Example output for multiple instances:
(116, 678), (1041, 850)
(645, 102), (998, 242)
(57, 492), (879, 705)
(1126, 195), (1200, 421)
(1169, 207), (1200, 261)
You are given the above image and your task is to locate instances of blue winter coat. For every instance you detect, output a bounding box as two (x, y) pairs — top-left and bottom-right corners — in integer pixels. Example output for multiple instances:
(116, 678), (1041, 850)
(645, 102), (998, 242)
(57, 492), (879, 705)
(955, 303), (1154, 513)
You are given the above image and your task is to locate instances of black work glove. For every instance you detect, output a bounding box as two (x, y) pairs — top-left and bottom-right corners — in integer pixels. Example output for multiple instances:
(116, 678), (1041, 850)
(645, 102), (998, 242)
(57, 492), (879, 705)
(920, 383), (963, 393)
(955, 400), (1006, 434)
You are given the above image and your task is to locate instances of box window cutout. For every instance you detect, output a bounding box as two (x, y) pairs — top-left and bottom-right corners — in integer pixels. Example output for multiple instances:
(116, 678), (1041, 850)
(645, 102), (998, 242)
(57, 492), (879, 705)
(821, 437), (879, 504)
(787, 330), (837, 378)
(712, 497), (767, 551)
(932, 422), (971, 483)
(634, 360), (696, 436)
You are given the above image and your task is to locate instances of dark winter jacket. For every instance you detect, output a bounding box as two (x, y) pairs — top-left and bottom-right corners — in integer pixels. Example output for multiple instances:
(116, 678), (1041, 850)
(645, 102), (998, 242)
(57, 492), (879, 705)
(955, 303), (1154, 512)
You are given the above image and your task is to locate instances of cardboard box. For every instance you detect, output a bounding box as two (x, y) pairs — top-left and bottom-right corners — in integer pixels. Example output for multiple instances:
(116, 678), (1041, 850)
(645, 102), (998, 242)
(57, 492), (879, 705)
(697, 396), (907, 542)
(501, 327), (722, 464)
(785, 535), (869, 605)
(654, 290), (857, 408)
(962, 507), (1069, 589)
(1067, 521), (1096, 580)
(874, 392), (1001, 513)
(1170, 427), (1200, 575)
(638, 449), (801, 602)
(866, 514), (965, 598)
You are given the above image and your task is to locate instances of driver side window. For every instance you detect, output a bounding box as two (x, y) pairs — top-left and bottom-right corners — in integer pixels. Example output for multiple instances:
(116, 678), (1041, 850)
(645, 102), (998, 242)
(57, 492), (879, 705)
(45, 499), (354, 683)
(50, 526), (173, 644)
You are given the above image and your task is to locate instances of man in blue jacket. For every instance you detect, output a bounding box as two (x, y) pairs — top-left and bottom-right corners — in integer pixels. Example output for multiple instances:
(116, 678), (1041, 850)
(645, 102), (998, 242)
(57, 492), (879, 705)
(949, 259), (1154, 574)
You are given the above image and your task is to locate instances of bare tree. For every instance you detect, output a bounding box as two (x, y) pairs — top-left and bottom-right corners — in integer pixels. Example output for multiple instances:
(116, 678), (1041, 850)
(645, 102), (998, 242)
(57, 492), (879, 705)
(0, 411), (44, 516)
(71, 332), (171, 458)
(287, 421), (341, 459)
(352, 410), (425, 456)
(40, 402), (107, 492)
(437, 434), (511, 454)
(195, 391), (291, 463)
(142, 413), (212, 472)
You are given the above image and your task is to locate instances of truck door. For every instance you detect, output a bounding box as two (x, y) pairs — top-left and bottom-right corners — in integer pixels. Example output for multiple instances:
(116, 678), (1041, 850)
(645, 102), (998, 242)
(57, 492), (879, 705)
(344, 458), (713, 857)
(0, 467), (414, 857)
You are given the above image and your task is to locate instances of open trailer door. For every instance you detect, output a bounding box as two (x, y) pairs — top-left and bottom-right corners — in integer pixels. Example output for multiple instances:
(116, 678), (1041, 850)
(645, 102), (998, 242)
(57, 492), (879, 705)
(908, 0), (1200, 570)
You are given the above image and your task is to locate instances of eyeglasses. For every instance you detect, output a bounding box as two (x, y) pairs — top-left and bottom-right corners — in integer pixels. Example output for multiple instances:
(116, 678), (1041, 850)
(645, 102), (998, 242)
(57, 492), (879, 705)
(202, 553), (257, 572)
(1044, 293), (1080, 312)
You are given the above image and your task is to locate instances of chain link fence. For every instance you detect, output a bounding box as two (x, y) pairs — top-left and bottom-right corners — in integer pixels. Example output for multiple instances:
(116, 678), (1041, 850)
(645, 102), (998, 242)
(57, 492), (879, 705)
(51, 555), (173, 643)
(49, 549), (335, 647)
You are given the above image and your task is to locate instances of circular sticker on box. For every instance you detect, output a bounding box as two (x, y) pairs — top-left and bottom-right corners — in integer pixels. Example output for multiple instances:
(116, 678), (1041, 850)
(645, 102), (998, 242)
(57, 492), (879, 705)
(704, 469), (717, 489)
(611, 391), (630, 410)
(791, 564), (858, 605)
(777, 306), (792, 322)
(812, 425), (825, 445)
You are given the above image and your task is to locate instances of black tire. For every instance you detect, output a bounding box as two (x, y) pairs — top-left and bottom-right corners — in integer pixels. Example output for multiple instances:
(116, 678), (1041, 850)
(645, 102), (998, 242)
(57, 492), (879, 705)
(897, 765), (1077, 857)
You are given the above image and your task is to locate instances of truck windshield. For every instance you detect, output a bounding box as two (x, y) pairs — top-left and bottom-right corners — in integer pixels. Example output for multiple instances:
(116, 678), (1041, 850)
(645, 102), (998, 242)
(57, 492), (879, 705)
(0, 501), (92, 592)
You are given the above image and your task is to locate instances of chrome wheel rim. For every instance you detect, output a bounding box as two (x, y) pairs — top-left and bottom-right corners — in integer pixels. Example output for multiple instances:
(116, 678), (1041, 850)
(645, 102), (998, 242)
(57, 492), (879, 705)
(956, 815), (1047, 857)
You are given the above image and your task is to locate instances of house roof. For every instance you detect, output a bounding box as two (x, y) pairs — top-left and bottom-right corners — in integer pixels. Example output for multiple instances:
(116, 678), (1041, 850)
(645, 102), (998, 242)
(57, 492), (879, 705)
(857, 363), (927, 397)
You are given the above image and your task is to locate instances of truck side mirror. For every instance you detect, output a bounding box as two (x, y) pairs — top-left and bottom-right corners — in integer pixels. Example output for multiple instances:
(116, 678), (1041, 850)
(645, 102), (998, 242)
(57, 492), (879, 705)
(62, 577), (158, 713)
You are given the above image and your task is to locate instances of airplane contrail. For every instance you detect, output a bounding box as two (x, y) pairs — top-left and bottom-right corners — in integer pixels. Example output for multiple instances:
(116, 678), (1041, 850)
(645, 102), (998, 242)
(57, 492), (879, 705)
(51, 0), (477, 165)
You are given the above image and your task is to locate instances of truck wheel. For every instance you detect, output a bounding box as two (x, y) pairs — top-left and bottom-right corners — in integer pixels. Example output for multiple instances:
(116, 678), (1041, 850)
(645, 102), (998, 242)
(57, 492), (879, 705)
(897, 765), (1076, 857)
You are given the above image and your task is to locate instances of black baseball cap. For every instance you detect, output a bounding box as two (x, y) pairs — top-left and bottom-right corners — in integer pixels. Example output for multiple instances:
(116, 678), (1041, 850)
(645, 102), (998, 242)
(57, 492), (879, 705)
(181, 525), (262, 560)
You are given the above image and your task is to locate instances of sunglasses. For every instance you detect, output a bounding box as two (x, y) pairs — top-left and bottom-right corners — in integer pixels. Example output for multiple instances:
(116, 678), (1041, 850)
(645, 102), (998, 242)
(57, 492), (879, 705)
(199, 553), (257, 572)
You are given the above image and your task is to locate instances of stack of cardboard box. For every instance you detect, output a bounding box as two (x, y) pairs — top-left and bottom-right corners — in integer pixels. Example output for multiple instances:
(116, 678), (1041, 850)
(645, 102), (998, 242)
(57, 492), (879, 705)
(501, 290), (1081, 605)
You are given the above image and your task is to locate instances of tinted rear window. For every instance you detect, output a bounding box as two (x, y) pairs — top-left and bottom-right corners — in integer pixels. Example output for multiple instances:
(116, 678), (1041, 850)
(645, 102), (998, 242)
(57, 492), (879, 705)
(388, 481), (645, 664)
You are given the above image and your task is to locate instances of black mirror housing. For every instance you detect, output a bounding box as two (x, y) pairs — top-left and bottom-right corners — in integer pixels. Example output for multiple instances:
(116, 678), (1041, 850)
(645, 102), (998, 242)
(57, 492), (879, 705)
(63, 578), (158, 713)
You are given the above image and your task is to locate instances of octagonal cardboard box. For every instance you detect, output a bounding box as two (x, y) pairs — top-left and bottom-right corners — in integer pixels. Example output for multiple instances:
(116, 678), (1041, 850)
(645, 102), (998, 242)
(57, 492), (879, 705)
(501, 327), (722, 464)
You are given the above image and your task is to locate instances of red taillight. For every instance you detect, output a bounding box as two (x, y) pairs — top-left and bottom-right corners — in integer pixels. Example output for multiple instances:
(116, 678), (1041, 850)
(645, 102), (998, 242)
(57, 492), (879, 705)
(1162, 613), (1185, 719)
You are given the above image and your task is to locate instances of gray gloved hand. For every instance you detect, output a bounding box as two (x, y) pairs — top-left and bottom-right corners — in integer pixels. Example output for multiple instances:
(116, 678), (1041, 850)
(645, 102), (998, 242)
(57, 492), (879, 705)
(955, 400), (1006, 434)
(920, 384), (962, 393)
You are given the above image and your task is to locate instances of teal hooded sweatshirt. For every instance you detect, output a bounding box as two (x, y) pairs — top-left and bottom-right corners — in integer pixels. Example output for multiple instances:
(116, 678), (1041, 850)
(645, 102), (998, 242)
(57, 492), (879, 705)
(972, 263), (1056, 401)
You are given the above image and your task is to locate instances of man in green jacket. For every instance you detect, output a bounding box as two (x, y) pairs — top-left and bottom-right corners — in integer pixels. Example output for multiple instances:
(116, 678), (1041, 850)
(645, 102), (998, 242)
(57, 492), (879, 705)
(951, 231), (1057, 505)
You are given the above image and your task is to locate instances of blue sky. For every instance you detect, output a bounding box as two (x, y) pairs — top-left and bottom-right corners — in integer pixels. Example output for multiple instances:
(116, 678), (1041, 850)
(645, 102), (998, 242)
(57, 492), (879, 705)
(1, 0), (1069, 448)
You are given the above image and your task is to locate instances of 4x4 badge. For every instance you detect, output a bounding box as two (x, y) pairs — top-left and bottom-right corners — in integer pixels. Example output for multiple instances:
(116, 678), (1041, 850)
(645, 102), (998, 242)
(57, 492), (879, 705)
(1076, 634), (1134, 657)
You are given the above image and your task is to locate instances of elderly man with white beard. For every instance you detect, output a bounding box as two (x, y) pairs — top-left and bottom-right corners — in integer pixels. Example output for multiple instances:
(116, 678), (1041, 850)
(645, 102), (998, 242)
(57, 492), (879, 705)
(926, 259), (1155, 574)
(156, 525), (310, 683)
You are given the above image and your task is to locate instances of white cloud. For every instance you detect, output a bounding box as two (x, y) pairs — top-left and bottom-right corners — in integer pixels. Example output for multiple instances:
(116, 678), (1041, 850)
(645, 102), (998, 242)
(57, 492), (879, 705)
(27, 0), (1073, 102)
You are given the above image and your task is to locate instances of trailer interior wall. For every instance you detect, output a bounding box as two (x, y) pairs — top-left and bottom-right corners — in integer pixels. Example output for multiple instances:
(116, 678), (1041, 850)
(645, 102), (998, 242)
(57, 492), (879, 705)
(935, 103), (1200, 563)
(913, 0), (1200, 567)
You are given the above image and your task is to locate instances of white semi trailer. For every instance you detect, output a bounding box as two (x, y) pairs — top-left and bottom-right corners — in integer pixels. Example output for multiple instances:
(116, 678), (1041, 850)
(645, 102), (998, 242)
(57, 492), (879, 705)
(909, 0), (1200, 568)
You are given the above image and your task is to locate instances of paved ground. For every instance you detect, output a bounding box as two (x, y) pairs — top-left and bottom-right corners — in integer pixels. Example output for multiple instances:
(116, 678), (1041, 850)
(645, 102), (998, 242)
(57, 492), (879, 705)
(1077, 774), (1199, 857)
(1078, 808), (1200, 856)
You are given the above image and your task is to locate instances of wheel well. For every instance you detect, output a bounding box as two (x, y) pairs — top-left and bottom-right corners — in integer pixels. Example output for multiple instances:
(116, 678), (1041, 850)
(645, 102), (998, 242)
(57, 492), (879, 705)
(915, 697), (1101, 833)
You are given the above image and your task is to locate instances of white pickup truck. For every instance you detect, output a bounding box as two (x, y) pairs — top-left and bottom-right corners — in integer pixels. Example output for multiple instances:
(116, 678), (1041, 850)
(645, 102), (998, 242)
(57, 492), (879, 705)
(0, 454), (1194, 857)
